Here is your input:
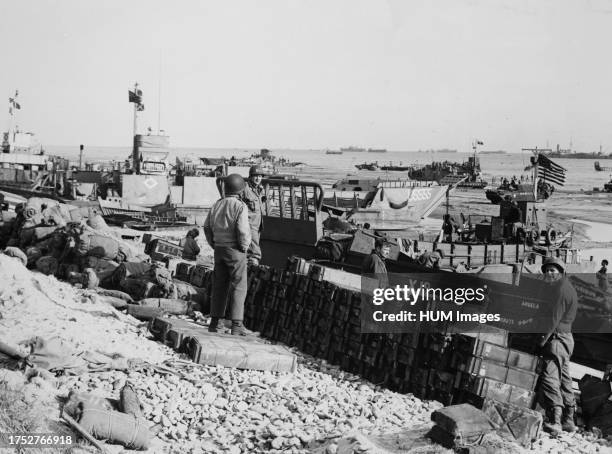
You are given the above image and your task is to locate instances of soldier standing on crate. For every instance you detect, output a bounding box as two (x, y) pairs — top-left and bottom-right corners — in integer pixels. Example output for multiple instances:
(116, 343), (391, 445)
(538, 256), (578, 434)
(204, 174), (252, 336)
(242, 165), (266, 265)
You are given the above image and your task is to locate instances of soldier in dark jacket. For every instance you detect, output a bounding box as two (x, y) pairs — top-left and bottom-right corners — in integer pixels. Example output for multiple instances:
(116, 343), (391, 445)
(361, 237), (390, 274)
(597, 259), (609, 292)
(179, 228), (201, 260)
(538, 256), (578, 434)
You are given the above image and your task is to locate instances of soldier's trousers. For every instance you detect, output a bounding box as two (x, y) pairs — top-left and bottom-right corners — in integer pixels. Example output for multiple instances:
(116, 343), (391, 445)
(211, 246), (247, 321)
(538, 333), (575, 409)
(247, 229), (262, 265)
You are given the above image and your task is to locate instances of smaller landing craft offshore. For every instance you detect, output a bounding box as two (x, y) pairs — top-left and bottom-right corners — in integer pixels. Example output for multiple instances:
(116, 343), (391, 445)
(486, 151), (564, 204)
(407, 141), (488, 189)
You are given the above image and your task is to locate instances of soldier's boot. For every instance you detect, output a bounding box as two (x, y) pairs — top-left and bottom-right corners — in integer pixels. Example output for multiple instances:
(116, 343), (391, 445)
(543, 406), (563, 435)
(562, 406), (577, 433)
(231, 320), (247, 336)
(208, 317), (219, 333)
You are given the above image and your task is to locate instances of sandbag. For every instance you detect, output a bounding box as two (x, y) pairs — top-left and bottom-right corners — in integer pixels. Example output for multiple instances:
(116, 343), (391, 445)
(138, 298), (192, 315)
(34, 226), (61, 241)
(1, 211), (16, 223)
(173, 280), (208, 311)
(126, 304), (164, 321)
(119, 383), (144, 418)
(82, 268), (100, 289)
(120, 278), (157, 301)
(76, 232), (120, 260)
(68, 206), (90, 222)
(95, 289), (134, 304)
(41, 205), (68, 227)
(111, 262), (152, 287)
(3, 247), (27, 266)
(58, 263), (80, 280)
(25, 247), (43, 267)
(26, 197), (59, 213)
(87, 209), (108, 230)
(36, 256), (59, 276)
(19, 227), (36, 247)
(82, 257), (119, 282)
(78, 403), (150, 450)
(96, 295), (128, 310)
(139, 265), (174, 298)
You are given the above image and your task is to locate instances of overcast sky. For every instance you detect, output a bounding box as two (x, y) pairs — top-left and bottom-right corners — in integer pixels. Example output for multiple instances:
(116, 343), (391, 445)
(0, 0), (611, 152)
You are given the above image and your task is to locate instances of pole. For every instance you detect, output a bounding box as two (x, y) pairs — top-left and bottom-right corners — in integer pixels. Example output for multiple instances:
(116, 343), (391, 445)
(133, 82), (139, 174)
(158, 52), (162, 133)
(79, 144), (84, 170)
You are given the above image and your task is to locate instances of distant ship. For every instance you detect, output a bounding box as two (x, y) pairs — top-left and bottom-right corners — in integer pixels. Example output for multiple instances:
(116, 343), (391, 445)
(340, 146), (366, 152)
(325, 150), (343, 155)
(480, 150), (507, 155)
(545, 144), (612, 160)
(417, 148), (457, 153)
(367, 148), (387, 153)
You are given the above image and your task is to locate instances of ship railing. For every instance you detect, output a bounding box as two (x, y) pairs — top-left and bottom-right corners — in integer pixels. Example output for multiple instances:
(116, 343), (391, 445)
(377, 180), (438, 188)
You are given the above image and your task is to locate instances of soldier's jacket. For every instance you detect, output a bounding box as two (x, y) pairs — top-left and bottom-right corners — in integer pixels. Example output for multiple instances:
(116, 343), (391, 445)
(242, 182), (265, 232)
(204, 195), (251, 252)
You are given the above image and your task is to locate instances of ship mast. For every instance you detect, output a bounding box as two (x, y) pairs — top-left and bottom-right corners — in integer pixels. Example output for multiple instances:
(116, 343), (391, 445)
(521, 147), (551, 199)
(129, 82), (144, 173)
(5, 90), (19, 152)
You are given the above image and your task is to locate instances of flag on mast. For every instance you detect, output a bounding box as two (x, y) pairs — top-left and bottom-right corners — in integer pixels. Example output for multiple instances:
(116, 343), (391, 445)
(128, 88), (144, 111)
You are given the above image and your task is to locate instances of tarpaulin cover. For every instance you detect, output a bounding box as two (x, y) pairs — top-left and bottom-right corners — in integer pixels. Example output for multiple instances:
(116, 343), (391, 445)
(121, 174), (169, 207)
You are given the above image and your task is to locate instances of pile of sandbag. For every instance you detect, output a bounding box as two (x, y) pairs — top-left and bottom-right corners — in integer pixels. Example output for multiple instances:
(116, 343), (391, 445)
(0, 195), (208, 318)
(0, 197), (143, 285)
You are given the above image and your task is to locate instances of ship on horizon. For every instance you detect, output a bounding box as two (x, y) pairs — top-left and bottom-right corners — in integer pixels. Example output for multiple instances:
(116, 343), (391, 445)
(545, 144), (612, 160)
(367, 148), (387, 153)
(340, 146), (366, 152)
(417, 148), (457, 153)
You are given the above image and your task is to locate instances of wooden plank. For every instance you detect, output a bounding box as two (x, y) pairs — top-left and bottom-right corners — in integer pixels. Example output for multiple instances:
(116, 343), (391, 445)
(289, 186), (296, 219)
(570, 361), (604, 381)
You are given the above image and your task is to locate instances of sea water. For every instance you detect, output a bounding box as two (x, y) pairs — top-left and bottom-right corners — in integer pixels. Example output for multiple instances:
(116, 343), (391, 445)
(45, 145), (612, 193)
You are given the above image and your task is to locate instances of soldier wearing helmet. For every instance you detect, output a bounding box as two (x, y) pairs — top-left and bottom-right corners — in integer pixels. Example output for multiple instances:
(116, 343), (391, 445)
(242, 165), (267, 265)
(537, 256), (578, 435)
(203, 174), (252, 336)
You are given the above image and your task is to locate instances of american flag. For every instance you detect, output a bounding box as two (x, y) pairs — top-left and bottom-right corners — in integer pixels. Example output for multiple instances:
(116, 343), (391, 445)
(536, 154), (566, 186)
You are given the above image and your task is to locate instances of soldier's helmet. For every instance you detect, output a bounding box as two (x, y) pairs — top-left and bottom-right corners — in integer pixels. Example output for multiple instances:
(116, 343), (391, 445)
(541, 256), (565, 274)
(249, 165), (267, 177)
(224, 174), (246, 195)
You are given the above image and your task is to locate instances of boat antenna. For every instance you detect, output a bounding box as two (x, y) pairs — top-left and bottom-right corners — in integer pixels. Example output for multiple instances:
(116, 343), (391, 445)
(158, 51), (162, 134)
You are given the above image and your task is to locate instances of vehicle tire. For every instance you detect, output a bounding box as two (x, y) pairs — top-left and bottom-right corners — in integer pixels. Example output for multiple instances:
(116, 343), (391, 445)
(545, 228), (557, 246)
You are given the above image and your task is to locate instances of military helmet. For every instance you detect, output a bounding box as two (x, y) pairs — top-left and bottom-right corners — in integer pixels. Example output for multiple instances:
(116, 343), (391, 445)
(224, 173), (246, 195)
(249, 165), (267, 177)
(541, 256), (565, 274)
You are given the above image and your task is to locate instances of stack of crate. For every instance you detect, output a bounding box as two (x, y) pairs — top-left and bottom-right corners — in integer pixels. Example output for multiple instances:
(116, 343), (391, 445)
(196, 259), (543, 411)
(450, 330), (541, 409)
